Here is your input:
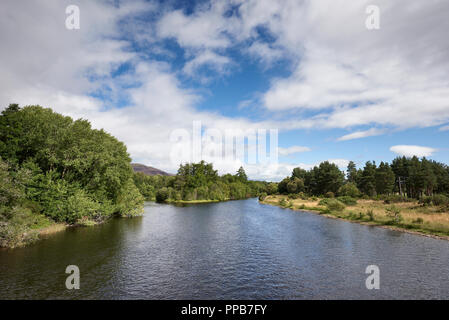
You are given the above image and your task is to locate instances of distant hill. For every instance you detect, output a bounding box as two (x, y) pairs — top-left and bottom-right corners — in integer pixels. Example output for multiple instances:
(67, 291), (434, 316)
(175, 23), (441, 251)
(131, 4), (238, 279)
(131, 163), (173, 176)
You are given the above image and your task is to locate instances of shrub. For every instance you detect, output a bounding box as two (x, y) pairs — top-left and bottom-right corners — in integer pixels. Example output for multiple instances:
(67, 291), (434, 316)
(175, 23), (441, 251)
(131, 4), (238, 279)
(337, 196), (357, 206)
(279, 198), (287, 207)
(386, 205), (403, 223)
(324, 192), (335, 198)
(338, 183), (361, 198)
(419, 196), (432, 206)
(298, 192), (308, 200)
(156, 188), (169, 203)
(430, 194), (449, 206)
(288, 193), (299, 199)
(319, 198), (345, 212)
(258, 193), (267, 201)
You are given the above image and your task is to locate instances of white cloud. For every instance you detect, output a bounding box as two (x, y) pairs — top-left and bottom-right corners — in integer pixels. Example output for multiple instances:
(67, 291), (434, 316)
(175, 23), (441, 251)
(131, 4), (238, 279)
(2, 0), (449, 181)
(257, 0), (449, 130)
(439, 125), (449, 132)
(278, 146), (311, 156)
(327, 159), (350, 170)
(337, 128), (386, 141)
(183, 50), (232, 78)
(390, 145), (437, 158)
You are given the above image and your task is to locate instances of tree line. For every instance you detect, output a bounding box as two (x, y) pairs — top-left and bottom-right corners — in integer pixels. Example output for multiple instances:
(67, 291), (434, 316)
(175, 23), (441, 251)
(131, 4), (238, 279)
(134, 161), (270, 202)
(276, 158), (449, 200)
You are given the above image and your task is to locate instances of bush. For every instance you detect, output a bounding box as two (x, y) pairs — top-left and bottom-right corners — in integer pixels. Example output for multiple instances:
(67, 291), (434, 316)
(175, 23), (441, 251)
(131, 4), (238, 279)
(419, 196), (432, 206)
(156, 188), (169, 203)
(338, 183), (361, 198)
(430, 194), (449, 206)
(298, 192), (308, 200)
(319, 198), (345, 212)
(258, 193), (267, 201)
(337, 196), (357, 206)
(279, 198), (288, 207)
(324, 192), (335, 198)
(386, 205), (403, 223)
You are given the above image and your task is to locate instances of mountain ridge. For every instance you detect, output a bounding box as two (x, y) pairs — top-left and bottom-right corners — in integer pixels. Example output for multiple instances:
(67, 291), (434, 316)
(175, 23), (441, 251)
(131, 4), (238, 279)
(131, 163), (173, 176)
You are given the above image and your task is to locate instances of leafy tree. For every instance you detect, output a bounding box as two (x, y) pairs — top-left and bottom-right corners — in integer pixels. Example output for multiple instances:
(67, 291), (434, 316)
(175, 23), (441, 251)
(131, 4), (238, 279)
(313, 161), (344, 195)
(236, 166), (248, 182)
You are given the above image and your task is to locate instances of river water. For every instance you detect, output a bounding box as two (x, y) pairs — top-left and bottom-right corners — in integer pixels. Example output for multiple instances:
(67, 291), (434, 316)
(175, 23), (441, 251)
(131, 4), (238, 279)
(1, 198), (448, 299)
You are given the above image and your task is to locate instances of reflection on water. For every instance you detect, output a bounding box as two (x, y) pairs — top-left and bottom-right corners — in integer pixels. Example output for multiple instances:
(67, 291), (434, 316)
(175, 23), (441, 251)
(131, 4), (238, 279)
(1, 199), (449, 299)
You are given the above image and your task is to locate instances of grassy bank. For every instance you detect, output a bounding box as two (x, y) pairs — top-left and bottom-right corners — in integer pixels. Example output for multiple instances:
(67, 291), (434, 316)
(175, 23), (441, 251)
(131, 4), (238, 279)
(166, 199), (225, 204)
(261, 195), (449, 240)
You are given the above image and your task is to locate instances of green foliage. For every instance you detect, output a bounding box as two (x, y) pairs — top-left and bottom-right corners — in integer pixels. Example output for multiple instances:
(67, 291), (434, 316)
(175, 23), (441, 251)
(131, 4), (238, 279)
(156, 188), (169, 203)
(282, 157), (449, 202)
(258, 192), (267, 201)
(338, 183), (361, 198)
(236, 166), (248, 182)
(266, 183), (278, 195)
(429, 194), (449, 206)
(324, 191), (335, 198)
(337, 196), (357, 206)
(0, 105), (144, 247)
(279, 198), (288, 207)
(0, 157), (39, 247)
(318, 198), (346, 212)
(137, 161), (269, 203)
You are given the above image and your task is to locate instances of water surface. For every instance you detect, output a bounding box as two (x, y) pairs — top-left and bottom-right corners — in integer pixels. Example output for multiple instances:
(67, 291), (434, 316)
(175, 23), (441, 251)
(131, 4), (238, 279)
(1, 199), (448, 299)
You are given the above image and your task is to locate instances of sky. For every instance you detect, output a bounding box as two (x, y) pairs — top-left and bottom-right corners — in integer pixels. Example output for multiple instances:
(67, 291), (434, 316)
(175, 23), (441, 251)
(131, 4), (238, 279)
(1, 0), (449, 181)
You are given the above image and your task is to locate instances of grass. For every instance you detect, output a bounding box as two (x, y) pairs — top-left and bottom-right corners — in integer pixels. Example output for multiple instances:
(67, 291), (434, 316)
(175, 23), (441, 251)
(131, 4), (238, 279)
(261, 195), (449, 239)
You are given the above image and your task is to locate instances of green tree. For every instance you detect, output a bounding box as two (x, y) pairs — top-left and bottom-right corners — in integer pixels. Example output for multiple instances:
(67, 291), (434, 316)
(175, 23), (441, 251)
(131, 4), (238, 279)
(346, 161), (358, 183)
(236, 166), (248, 182)
(359, 161), (377, 197)
(313, 161), (344, 195)
(375, 162), (395, 195)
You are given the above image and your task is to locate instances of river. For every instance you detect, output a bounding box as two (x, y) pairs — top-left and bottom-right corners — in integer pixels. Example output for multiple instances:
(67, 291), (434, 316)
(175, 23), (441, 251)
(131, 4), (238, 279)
(1, 198), (448, 299)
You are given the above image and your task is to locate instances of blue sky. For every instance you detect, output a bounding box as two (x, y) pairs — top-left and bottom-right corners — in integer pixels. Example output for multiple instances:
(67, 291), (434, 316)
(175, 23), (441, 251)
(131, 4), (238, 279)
(1, 0), (449, 180)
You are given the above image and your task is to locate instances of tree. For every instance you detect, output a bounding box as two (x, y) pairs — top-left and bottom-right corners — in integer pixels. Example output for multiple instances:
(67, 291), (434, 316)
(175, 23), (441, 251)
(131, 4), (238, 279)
(313, 161), (344, 195)
(278, 177), (291, 194)
(0, 105), (143, 224)
(346, 161), (358, 183)
(375, 162), (395, 195)
(359, 161), (377, 197)
(236, 166), (248, 182)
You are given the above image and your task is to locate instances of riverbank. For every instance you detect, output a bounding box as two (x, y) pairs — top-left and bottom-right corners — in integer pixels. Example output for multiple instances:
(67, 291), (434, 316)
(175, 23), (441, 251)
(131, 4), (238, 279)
(166, 199), (224, 204)
(261, 195), (449, 240)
